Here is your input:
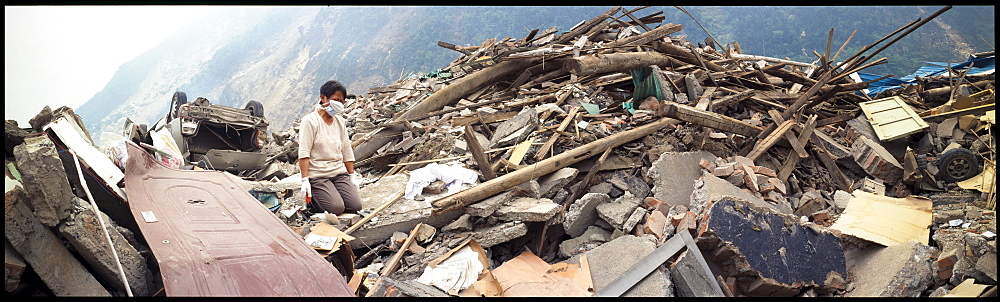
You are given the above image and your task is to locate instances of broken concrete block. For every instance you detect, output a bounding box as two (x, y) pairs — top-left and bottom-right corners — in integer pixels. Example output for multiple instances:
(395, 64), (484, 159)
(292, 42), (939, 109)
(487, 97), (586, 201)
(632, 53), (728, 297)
(5, 176), (110, 296)
(621, 207), (646, 233)
(597, 192), (642, 229)
(845, 241), (936, 297)
(670, 250), (723, 297)
(5, 239), (26, 293)
(698, 196), (846, 296)
(5, 120), (35, 156)
(576, 235), (673, 297)
(466, 191), (515, 218)
(469, 221), (528, 248)
(353, 173), (464, 247)
(559, 226), (612, 258)
(12, 135), (75, 227)
(488, 106), (538, 148)
(494, 197), (559, 222)
(832, 190), (851, 211)
(975, 251), (996, 283)
(691, 171), (792, 216)
(58, 198), (149, 296)
(563, 193), (612, 238)
(537, 167), (578, 199)
(442, 214), (473, 233)
(648, 151), (718, 208)
(713, 165), (735, 177)
(27, 105), (53, 131)
(608, 170), (651, 199)
(794, 189), (828, 217)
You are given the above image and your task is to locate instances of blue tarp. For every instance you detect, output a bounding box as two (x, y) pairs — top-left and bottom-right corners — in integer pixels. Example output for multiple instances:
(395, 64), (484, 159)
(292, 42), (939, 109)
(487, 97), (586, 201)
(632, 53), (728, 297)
(855, 54), (995, 96)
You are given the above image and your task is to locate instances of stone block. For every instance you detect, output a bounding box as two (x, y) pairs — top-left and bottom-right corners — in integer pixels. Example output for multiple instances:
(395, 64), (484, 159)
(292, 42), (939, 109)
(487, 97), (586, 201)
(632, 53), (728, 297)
(488, 107), (538, 148)
(691, 171), (792, 216)
(564, 193), (611, 238)
(442, 214), (473, 233)
(597, 194), (641, 229)
(608, 170), (651, 199)
(621, 207), (646, 233)
(469, 221), (528, 248)
(975, 251), (996, 282)
(558, 226), (612, 258)
(713, 165), (735, 177)
(648, 151), (718, 208)
(494, 197), (559, 222)
(5, 239), (26, 293)
(12, 135), (75, 227)
(5, 176), (110, 296)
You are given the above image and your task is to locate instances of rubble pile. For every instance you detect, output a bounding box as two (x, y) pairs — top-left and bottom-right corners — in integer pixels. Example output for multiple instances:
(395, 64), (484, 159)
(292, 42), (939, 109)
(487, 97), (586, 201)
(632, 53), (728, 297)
(5, 5), (996, 297)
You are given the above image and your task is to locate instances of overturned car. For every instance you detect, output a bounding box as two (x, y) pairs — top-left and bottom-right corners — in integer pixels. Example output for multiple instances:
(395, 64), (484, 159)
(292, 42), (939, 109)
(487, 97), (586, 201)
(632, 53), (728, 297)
(149, 91), (271, 173)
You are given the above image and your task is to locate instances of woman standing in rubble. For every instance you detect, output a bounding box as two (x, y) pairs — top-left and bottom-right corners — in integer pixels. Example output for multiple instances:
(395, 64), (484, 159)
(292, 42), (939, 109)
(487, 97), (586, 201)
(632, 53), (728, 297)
(298, 80), (363, 215)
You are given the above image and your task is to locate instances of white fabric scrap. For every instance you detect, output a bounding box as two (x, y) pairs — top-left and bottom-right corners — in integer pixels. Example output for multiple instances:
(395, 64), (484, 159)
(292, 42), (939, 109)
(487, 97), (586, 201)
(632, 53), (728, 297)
(416, 245), (483, 293)
(404, 162), (478, 200)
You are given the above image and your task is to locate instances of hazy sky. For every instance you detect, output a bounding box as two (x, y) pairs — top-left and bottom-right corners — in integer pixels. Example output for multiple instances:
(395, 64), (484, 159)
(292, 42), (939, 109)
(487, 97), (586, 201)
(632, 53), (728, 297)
(5, 5), (220, 126)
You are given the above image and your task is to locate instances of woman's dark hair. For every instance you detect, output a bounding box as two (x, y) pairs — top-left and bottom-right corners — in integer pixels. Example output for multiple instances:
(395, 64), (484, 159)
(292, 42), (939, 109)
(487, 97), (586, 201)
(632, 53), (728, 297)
(320, 80), (347, 101)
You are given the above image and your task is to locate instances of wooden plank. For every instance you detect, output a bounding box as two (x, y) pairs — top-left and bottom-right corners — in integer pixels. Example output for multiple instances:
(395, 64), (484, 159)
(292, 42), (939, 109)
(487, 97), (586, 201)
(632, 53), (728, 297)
(828, 191), (933, 246)
(380, 224), (423, 276)
(657, 101), (763, 138)
(778, 115), (818, 182)
(508, 139), (535, 166)
(535, 106), (582, 160)
(858, 96), (929, 141)
(746, 119), (795, 161)
(451, 111), (519, 127)
(812, 136), (851, 192)
(766, 110), (809, 159)
(464, 125), (497, 180)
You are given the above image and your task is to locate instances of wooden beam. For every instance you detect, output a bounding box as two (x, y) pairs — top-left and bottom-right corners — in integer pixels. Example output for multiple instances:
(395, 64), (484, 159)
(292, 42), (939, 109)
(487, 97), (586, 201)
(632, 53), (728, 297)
(380, 224), (423, 276)
(778, 115), (818, 182)
(746, 119), (795, 161)
(464, 125), (497, 181)
(650, 41), (727, 72)
(432, 117), (680, 215)
(812, 136), (851, 192)
(766, 110), (809, 158)
(564, 51), (688, 77)
(345, 192), (404, 235)
(655, 99), (763, 138)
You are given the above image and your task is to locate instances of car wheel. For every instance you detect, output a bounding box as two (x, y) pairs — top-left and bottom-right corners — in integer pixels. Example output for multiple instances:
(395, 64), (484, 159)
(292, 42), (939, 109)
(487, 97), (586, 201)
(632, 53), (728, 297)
(936, 148), (980, 182)
(245, 100), (264, 118)
(170, 91), (187, 120)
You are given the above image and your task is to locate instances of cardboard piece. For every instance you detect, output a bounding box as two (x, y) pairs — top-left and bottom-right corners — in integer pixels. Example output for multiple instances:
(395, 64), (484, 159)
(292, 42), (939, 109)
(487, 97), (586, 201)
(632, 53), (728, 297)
(307, 222), (355, 256)
(489, 250), (591, 297)
(957, 161), (995, 193)
(829, 191), (933, 246)
(418, 238), (492, 295)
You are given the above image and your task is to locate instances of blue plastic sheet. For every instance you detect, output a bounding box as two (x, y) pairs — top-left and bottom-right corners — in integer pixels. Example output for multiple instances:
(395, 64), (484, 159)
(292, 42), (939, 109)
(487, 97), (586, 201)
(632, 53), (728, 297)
(855, 54), (995, 96)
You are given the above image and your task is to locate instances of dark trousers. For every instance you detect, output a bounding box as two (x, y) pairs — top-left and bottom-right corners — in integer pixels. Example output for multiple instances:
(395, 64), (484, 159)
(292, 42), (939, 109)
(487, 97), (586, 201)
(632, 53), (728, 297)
(309, 174), (362, 215)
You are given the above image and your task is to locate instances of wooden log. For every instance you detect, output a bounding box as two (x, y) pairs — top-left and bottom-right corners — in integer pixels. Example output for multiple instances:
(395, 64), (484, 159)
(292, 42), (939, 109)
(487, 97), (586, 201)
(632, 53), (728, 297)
(757, 70), (833, 140)
(919, 80), (994, 101)
(655, 99), (763, 138)
(564, 51), (688, 78)
(438, 41), (471, 55)
(729, 53), (817, 68)
(431, 117), (680, 215)
(464, 125), (497, 181)
(766, 110), (809, 159)
(763, 66), (818, 86)
(606, 23), (684, 48)
(710, 89), (756, 109)
(650, 41), (727, 72)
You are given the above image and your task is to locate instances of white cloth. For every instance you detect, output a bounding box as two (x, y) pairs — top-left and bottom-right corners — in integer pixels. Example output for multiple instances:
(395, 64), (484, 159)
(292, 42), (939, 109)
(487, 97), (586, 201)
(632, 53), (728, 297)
(404, 163), (478, 200)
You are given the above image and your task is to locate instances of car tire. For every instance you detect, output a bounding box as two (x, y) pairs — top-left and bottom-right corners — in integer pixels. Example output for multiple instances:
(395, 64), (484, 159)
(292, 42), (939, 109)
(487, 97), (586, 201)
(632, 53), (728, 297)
(170, 91), (188, 120)
(936, 148), (980, 182)
(245, 100), (264, 118)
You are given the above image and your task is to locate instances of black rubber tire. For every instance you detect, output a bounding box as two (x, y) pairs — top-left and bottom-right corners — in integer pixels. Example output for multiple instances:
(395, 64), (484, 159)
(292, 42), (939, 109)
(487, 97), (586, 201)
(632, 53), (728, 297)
(245, 100), (264, 118)
(936, 148), (980, 182)
(169, 91), (188, 120)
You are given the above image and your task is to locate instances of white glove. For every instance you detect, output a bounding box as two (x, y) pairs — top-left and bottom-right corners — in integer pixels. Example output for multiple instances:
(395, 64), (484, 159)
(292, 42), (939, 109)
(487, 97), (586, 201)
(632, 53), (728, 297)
(301, 177), (312, 198)
(349, 173), (360, 190)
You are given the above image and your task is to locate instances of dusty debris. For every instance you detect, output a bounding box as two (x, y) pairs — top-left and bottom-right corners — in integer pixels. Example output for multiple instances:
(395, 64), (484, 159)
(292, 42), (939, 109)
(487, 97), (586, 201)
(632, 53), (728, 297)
(6, 5), (996, 298)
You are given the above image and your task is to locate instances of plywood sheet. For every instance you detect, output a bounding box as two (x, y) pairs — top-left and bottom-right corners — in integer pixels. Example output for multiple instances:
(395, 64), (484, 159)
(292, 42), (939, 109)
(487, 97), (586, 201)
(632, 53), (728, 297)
(829, 191), (933, 246)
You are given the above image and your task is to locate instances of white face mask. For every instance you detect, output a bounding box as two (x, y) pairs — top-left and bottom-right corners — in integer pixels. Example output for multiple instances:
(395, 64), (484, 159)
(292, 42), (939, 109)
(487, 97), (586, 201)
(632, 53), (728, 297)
(323, 100), (344, 116)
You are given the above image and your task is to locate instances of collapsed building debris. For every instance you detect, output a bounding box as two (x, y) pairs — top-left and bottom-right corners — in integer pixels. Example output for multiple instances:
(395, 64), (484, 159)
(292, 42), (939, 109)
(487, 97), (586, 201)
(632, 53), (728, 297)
(5, 5), (995, 298)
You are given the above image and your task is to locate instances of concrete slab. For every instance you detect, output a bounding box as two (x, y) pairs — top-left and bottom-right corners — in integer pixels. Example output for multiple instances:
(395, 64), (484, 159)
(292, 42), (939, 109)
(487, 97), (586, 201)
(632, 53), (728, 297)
(466, 191), (515, 218)
(12, 135), (75, 227)
(57, 198), (149, 295)
(699, 196), (846, 296)
(5, 176), (110, 296)
(691, 171), (791, 216)
(494, 197), (559, 222)
(597, 192), (641, 229)
(608, 170), (650, 199)
(845, 241), (936, 297)
(575, 235), (672, 297)
(648, 151), (718, 208)
(563, 193), (612, 238)
(488, 106), (538, 148)
(622, 207), (646, 233)
(469, 221), (528, 248)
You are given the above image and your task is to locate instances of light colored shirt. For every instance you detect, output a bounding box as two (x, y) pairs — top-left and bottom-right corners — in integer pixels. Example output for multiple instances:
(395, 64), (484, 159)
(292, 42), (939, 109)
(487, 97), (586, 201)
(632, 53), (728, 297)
(298, 111), (354, 178)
